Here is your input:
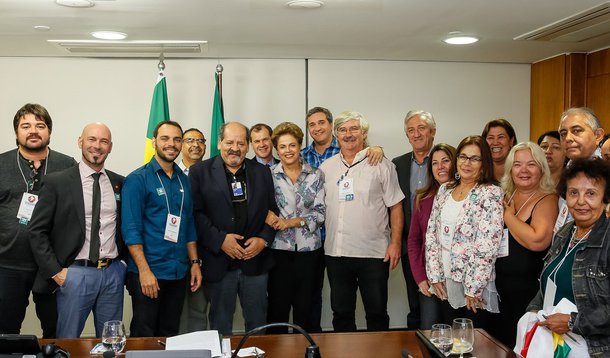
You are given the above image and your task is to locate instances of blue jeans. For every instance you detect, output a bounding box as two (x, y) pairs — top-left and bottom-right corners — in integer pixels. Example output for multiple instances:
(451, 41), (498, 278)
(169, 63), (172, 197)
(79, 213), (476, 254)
(207, 269), (268, 336)
(56, 260), (126, 338)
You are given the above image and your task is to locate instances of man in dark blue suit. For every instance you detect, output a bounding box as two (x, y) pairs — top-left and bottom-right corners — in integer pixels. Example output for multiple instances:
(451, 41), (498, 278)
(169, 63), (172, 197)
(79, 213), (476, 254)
(189, 122), (278, 336)
(28, 123), (126, 338)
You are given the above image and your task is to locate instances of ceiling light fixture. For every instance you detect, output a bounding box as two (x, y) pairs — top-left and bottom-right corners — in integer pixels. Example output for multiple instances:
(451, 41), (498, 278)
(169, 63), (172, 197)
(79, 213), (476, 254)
(443, 35), (479, 45)
(286, 0), (324, 9)
(55, 0), (94, 8)
(34, 25), (51, 31)
(91, 31), (128, 40)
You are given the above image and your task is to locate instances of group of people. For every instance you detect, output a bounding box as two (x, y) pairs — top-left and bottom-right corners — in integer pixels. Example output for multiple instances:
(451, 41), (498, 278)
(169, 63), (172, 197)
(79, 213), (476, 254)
(0, 103), (609, 356)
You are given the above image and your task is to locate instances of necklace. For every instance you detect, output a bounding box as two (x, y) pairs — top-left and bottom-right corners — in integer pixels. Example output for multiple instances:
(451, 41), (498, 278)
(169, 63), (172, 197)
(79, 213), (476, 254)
(455, 182), (476, 200)
(569, 227), (592, 249)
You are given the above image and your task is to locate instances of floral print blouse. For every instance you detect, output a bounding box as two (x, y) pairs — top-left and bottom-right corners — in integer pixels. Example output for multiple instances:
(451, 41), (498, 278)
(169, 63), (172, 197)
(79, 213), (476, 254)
(425, 183), (504, 297)
(270, 162), (325, 252)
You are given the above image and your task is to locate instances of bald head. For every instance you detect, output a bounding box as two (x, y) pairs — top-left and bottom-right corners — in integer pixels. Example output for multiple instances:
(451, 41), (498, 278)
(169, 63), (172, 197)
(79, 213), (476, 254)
(78, 122), (113, 171)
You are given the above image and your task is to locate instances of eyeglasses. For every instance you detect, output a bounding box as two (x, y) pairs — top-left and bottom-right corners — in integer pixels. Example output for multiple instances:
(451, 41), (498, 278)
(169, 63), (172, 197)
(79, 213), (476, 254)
(539, 143), (562, 152)
(184, 138), (206, 145)
(457, 154), (482, 163)
(337, 126), (361, 135)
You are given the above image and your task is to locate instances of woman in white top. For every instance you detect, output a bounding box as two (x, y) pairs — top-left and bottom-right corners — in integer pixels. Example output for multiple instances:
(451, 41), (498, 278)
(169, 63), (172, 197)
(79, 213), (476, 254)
(425, 135), (504, 329)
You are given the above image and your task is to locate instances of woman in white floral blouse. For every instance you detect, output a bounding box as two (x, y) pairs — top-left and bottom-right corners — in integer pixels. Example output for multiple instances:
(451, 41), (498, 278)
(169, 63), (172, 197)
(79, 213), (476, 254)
(425, 135), (504, 329)
(265, 122), (326, 334)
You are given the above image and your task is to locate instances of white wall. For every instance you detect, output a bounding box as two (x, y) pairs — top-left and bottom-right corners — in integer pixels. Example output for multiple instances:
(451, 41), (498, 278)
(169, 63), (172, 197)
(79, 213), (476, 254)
(0, 57), (530, 336)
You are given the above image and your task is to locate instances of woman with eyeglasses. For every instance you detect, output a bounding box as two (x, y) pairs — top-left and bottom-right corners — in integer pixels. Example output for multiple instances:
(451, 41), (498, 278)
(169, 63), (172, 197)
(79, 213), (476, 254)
(407, 143), (456, 329)
(425, 136), (503, 328)
(490, 142), (558, 347)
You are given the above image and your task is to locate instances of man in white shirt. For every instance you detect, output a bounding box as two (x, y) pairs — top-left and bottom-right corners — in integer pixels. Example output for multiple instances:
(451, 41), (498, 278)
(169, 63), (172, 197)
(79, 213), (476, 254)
(320, 111), (404, 332)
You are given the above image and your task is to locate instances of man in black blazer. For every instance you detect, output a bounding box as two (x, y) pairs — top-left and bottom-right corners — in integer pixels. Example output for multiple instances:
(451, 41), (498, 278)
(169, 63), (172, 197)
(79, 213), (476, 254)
(28, 123), (126, 338)
(189, 122), (278, 336)
(392, 110), (436, 329)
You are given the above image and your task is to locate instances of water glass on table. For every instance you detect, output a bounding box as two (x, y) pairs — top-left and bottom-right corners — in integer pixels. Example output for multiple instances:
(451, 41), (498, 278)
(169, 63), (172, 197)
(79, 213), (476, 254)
(430, 323), (453, 356)
(452, 318), (474, 358)
(102, 320), (127, 354)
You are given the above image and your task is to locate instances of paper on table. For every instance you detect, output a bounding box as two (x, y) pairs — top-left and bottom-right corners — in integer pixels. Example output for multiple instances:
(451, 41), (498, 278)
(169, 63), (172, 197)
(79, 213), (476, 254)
(166, 330), (222, 357)
(233, 347), (266, 357)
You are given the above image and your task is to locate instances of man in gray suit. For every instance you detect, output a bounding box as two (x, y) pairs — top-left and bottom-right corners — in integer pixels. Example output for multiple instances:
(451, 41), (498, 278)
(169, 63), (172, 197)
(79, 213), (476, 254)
(392, 110), (436, 329)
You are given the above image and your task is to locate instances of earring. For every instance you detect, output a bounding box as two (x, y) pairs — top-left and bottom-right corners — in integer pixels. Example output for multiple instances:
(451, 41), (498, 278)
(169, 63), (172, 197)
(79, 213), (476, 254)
(454, 172), (461, 181)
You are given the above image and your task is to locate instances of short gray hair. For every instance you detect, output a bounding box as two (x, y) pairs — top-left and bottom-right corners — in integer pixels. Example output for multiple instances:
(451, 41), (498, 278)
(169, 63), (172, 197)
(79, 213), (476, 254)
(559, 107), (601, 131)
(404, 110), (436, 133)
(333, 111), (369, 147)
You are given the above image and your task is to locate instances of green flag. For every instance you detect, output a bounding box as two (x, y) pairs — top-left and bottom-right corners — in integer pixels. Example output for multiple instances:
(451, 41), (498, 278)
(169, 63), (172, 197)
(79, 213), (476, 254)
(144, 73), (170, 163)
(209, 72), (224, 158)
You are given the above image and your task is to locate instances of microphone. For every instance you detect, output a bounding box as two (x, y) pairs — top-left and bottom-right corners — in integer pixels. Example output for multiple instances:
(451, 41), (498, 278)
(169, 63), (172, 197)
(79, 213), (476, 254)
(102, 350), (116, 358)
(231, 323), (321, 358)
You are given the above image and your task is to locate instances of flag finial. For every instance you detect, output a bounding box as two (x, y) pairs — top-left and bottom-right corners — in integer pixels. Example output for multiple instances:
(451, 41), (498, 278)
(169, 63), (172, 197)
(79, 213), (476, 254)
(158, 54), (166, 72)
(216, 63), (223, 74)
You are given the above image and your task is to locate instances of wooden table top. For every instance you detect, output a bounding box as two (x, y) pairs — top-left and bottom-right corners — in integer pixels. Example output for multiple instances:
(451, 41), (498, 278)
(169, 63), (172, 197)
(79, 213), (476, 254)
(41, 329), (516, 358)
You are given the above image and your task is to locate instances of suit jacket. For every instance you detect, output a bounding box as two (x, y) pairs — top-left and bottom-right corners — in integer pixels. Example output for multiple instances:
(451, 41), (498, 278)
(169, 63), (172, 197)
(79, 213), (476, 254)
(28, 165), (125, 293)
(392, 152), (413, 256)
(189, 156), (278, 282)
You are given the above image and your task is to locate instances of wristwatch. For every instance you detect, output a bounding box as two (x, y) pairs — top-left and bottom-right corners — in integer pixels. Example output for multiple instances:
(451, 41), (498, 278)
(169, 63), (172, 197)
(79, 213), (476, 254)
(191, 259), (202, 267)
(567, 312), (577, 331)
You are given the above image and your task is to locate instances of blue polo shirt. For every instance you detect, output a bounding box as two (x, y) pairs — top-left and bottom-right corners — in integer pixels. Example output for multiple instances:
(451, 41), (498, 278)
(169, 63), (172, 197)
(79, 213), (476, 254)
(121, 157), (197, 280)
(301, 136), (340, 169)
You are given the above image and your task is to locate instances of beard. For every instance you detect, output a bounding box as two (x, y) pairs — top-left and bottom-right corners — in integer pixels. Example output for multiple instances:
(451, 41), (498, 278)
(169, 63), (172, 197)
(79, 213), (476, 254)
(19, 135), (50, 152)
(155, 144), (179, 163)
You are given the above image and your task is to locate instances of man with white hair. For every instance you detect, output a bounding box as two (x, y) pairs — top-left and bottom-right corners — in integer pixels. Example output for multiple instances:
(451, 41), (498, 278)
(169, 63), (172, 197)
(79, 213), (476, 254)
(321, 111), (404, 332)
(392, 110), (436, 329)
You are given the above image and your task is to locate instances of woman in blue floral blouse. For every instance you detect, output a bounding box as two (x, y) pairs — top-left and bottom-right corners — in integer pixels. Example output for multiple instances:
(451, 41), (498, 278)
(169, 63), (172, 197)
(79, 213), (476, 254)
(265, 121), (326, 334)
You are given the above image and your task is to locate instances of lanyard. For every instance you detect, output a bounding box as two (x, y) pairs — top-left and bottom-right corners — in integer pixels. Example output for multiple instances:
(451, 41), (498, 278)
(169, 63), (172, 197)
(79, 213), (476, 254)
(548, 227), (590, 282)
(155, 172), (184, 218)
(17, 150), (48, 192)
(337, 157), (366, 185)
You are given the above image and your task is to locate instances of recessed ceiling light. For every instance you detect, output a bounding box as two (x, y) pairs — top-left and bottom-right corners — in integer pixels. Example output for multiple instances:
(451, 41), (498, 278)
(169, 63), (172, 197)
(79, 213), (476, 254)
(91, 31), (127, 40)
(286, 0), (324, 9)
(34, 25), (51, 31)
(443, 35), (479, 45)
(55, 0), (94, 8)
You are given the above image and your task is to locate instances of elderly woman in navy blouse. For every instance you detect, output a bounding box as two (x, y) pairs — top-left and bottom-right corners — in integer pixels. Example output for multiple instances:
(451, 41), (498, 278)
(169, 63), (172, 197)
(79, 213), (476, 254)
(265, 121), (325, 334)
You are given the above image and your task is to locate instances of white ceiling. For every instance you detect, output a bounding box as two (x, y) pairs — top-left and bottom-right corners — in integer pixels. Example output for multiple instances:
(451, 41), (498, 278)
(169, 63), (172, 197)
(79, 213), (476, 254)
(1, 0), (610, 63)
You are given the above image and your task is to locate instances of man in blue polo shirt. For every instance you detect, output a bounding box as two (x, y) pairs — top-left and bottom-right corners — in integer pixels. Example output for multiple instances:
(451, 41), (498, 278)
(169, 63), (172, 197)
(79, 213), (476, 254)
(122, 121), (202, 337)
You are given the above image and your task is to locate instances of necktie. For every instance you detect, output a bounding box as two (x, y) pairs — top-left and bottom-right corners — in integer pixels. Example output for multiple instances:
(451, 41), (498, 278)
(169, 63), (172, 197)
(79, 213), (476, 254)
(89, 172), (101, 263)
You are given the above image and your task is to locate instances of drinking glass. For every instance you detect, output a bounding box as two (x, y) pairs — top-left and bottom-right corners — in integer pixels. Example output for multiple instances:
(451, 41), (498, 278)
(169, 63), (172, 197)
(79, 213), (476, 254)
(102, 320), (127, 354)
(452, 318), (474, 358)
(430, 323), (453, 356)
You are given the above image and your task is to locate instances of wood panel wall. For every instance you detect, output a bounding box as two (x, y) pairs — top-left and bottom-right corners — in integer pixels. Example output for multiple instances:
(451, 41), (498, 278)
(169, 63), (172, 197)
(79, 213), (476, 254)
(587, 48), (610, 131)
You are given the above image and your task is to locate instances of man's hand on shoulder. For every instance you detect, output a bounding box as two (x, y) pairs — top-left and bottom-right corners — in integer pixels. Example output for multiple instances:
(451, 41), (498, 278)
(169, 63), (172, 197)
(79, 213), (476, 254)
(366, 146), (384, 165)
(243, 237), (267, 260)
(221, 233), (246, 259)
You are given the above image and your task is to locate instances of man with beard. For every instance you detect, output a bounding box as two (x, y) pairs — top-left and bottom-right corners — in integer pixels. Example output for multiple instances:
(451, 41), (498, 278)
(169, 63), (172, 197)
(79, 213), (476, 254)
(177, 128), (209, 333)
(0, 103), (76, 338)
(122, 121), (202, 337)
(178, 128), (207, 175)
(28, 123), (127, 338)
(189, 122), (278, 335)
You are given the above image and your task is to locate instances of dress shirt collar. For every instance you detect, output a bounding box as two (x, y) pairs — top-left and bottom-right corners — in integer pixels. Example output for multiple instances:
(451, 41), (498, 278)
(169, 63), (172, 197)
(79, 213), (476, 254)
(78, 160), (106, 179)
(339, 148), (368, 166)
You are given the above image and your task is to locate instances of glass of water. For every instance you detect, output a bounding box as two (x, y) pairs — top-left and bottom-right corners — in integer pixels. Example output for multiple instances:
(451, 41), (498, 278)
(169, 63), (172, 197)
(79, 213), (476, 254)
(102, 320), (127, 354)
(430, 323), (453, 356)
(452, 318), (474, 358)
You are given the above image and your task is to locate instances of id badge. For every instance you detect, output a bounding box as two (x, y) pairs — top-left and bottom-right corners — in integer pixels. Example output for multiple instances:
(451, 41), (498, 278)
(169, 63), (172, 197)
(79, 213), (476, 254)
(498, 228), (509, 257)
(543, 277), (557, 312)
(338, 178), (354, 202)
(164, 214), (181, 243)
(232, 182), (244, 197)
(17, 192), (39, 223)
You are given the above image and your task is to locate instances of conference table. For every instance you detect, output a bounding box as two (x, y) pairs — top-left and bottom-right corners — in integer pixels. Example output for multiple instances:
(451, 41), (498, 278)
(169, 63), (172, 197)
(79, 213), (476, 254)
(41, 329), (516, 358)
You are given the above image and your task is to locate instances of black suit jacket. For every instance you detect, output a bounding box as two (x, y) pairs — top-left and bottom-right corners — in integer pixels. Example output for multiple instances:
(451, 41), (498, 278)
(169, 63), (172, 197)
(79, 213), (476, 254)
(392, 152), (413, 256)
(28, 165), (125, 293)
(189, 156), (278, 283)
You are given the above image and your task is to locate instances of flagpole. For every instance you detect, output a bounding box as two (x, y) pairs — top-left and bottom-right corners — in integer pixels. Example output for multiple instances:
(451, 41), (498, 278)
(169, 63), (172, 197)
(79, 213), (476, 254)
(216, 63), (224, 118)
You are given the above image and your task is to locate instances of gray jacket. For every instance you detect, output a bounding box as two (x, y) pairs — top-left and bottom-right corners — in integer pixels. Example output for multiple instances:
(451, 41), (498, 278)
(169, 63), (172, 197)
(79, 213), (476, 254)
(527, 214), (610, 356)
